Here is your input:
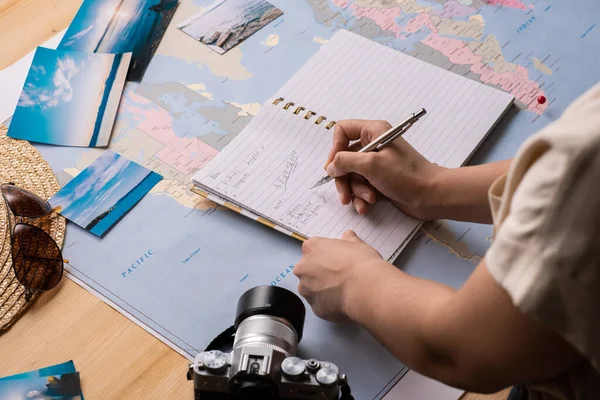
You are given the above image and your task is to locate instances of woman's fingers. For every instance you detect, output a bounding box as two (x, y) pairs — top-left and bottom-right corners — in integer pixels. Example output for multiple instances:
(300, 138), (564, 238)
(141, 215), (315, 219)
(325, 120), (388, 167)
(335, 176), (352, 205)
(352, 196), (371, 215)
(350, 175), (377, 204)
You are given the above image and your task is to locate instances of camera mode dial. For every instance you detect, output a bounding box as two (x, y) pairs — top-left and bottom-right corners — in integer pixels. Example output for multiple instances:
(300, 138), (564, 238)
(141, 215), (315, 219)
(202, 350), (228, 374)
(281, 357), (306, 381)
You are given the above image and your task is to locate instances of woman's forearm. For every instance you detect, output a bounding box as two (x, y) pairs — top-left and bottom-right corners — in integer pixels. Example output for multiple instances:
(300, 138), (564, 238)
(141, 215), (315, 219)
(423, 159), (512, 224)
(346, 262), (460, 381)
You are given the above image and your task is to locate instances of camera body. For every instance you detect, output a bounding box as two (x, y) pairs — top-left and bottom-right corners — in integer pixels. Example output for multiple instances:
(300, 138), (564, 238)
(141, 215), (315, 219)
(188, 286), (345, 400)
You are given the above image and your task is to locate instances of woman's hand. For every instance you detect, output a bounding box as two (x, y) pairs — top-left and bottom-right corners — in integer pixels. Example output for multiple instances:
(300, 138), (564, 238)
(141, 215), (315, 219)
(325, 119), (444, 219)
(325, 119), (512, 223)
(293, 230), (390, 323)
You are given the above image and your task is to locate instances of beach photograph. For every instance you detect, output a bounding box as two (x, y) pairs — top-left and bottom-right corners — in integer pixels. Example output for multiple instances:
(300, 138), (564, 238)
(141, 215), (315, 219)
(178, 0), (283, 54)
(59, 0), (178, 81)
(49, 151), (162, 237)
(8, 47), (130, 147)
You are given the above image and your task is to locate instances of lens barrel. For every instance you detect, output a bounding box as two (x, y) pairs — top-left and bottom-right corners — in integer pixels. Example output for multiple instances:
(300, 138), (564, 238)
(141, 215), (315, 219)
(235, 286), (306, 341)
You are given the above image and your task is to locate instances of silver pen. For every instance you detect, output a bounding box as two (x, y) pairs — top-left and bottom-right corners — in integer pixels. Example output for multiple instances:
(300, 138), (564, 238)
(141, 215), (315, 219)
(310, 108), (427, 189)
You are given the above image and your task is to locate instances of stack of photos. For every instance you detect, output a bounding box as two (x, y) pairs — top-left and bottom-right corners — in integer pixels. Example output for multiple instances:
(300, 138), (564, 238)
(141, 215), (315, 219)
(9, 0), (178, 147)
(59, 0), (178, 81)
(0, 361), (84, 400)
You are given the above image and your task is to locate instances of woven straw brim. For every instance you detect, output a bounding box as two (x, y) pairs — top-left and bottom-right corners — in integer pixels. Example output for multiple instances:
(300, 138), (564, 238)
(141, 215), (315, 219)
(0, 125), (66, 332)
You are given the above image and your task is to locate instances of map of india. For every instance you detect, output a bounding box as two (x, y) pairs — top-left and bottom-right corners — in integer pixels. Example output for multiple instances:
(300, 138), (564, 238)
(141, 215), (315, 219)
(34, 0), (599, 399)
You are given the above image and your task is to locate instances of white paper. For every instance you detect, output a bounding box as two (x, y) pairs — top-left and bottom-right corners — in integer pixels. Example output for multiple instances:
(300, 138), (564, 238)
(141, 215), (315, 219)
(0, 30), (66, 125)
(193, 29), (514, 260)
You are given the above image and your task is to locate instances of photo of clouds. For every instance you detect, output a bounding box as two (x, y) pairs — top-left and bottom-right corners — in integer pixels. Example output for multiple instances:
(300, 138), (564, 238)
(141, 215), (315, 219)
(177, 0), (283, 54)
(8, 47), (130, 147)
(49, 151), (162, 237)
(0, 372), (83, 399)
(59, 0), (178, 81)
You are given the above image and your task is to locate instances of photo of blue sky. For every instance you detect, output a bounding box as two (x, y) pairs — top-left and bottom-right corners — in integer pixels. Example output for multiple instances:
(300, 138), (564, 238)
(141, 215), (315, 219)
(0, 372), (82, 399)
(8, 47), (130, 147)
(49, 151), (162, 237)
(59, 0), (178, 81)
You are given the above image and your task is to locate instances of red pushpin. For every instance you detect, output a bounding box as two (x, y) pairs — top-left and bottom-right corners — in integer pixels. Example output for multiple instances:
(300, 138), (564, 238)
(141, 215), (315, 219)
(537, 95), (547, 104)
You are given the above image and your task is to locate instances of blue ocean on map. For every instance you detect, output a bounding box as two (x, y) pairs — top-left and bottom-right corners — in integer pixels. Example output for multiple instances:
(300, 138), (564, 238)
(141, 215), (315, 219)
(8, 48), (129, 147)
(59, 0), (178, 81)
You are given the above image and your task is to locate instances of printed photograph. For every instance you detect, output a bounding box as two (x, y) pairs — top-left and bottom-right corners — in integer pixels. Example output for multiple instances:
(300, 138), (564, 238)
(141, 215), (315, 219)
(8, 47), (130, 147)
(178, 0), (283, 54)
(0, 372), (83, 400)
(49, 150), (162, 237)
(59, 0), (178, 81)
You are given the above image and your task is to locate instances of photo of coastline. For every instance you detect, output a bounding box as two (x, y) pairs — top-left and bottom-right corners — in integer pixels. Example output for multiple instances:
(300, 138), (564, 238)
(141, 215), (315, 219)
(8, 47), (130, 147)
(59, 0), (178, 81)
(49, 151), (162, 237)
(178, 0), (283, 54)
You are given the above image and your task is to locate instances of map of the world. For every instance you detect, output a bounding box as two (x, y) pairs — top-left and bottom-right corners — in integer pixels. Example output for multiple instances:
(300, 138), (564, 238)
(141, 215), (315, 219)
(33, 0), (600, 398)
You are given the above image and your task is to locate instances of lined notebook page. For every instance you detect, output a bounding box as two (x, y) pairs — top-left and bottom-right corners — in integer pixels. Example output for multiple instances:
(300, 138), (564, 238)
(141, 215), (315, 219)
(193, 30), (514, 260)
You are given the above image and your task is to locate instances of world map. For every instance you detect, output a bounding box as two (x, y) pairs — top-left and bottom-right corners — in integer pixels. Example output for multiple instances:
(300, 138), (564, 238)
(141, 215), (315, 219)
(35, 0), (600, 398)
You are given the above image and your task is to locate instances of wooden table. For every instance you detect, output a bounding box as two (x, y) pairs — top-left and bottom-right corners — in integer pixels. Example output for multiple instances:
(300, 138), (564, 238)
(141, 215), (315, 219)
(0, 1), (509, 398)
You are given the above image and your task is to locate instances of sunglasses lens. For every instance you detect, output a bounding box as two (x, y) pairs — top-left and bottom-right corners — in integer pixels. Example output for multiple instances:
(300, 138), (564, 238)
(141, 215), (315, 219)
(11, 224), (63, 291)
(1, 184), (51, 218)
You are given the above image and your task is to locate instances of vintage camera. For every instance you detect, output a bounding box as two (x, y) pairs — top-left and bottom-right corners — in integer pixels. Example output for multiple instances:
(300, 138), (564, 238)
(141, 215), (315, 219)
(187, 286), (351, 399)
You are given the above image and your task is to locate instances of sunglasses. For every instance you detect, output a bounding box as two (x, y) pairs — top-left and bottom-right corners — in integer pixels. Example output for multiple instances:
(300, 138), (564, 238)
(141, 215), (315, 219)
(1, 183), (66, 301)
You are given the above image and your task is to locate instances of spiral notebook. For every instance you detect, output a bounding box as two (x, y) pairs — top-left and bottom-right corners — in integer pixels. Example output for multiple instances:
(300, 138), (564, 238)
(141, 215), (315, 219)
(191, 29), (514, 261)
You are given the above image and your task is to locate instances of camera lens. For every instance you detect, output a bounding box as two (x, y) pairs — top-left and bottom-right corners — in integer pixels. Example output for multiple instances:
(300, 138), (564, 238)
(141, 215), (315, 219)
(235, 285), (306, 340)
(233, 286), (306, 357)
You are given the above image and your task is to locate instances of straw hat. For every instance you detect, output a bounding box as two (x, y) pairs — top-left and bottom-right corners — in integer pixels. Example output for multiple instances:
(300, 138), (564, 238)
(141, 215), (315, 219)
(0, 125), (66, 332)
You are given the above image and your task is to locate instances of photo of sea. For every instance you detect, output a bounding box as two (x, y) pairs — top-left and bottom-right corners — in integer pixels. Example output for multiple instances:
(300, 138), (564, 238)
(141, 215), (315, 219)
(49, 151), (162, 237)
(178, 0), (283, 54)
(59, 0), (178, 81)
(8, 48), (130, 147)
(0, 372), (83, 400)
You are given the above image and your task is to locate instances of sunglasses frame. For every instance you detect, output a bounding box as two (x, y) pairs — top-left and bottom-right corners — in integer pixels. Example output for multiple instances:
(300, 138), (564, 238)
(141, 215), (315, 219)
(1, 182), (65, 300)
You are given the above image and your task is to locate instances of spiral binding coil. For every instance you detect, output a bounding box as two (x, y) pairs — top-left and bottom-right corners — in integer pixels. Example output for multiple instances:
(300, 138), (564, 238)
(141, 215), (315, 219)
(272, 97), (336, 130)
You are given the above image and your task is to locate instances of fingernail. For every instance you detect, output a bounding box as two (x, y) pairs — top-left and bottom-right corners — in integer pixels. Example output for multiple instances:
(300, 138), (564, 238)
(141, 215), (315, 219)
(326, 163), (336, 177)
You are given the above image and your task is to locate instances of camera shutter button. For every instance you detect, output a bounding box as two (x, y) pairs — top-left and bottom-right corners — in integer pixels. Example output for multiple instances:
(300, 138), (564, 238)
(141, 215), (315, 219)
(306, 358), (320, 372)
(282, 357), (306, 381)
(202, 350), (228, 374)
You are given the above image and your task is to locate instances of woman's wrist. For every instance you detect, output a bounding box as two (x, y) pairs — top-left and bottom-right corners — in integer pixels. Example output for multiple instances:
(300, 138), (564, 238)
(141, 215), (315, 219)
(343, 260), (398, 324)
(410, 164), (451, 221)
(414, 160), (511, 223)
